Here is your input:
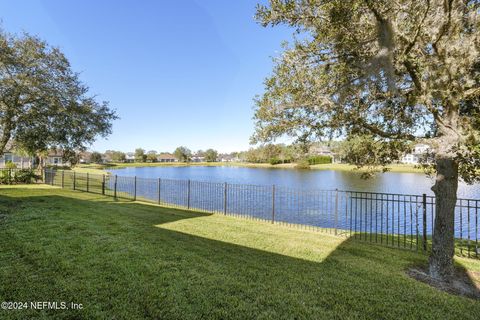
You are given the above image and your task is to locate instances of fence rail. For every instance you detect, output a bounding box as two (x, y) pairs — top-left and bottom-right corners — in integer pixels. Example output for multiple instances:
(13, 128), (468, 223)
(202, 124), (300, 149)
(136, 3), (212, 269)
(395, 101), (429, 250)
(44, 169), (479, 259)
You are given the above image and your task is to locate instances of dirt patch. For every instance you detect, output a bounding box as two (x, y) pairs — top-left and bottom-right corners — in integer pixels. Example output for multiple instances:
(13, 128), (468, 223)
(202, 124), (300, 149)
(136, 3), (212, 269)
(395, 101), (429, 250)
(407, 267), (480, 300)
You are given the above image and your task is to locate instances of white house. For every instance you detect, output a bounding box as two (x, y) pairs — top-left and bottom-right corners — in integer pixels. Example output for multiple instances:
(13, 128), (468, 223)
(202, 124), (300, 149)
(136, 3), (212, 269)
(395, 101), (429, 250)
(125, 152), (135, 163)
(45, 150), (69, 166)
(191, 156), (205, 162)
(401, 143), (431, 164)
(0, 152), (34, 168)
(0, 141), (34, 168)
(218, 154), (240, 162)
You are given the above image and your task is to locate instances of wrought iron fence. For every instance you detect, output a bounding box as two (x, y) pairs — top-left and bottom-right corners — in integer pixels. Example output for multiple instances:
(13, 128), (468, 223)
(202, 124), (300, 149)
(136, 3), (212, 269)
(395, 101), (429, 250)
(44, 169), (479, 259)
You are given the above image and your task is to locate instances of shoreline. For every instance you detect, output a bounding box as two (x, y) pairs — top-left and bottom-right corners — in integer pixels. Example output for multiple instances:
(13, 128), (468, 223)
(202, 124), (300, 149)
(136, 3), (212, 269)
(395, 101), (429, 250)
(72, 162), (425, 175)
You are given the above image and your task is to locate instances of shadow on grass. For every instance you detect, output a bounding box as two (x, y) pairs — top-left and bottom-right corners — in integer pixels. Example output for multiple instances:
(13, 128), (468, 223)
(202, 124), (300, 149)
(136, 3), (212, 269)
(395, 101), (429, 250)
(0, 189), (479, 319)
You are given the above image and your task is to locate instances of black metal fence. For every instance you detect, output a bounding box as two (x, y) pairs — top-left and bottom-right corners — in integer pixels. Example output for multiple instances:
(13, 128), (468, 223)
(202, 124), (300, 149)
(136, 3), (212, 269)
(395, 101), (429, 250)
(44, 169), (479, 259)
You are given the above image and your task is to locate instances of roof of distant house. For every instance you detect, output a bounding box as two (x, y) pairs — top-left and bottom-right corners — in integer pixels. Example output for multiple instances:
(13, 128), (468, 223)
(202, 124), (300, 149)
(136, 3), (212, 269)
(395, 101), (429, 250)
(157, 153), (176, 160)
(47, 150), (64, 157)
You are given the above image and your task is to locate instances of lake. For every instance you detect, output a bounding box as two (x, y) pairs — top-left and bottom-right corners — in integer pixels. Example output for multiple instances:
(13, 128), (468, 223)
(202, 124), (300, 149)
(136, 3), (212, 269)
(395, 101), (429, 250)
(107, 166), (480, 199)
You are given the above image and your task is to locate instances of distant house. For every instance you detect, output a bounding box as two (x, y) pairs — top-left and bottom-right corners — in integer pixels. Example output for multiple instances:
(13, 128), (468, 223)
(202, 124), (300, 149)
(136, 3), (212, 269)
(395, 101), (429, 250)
(0, 152), (34, 169)
(78, 151), (92, 164)
(401, 143), (431, 164)
(191, 156), (205, 163)
(157, 154), (177, 163)
(45, 150), (69, 167)
(125, 152), (135, 163)
(309, 145), (339, 163)
(219, 154), (240, 162)
(0, 141), (34, 168)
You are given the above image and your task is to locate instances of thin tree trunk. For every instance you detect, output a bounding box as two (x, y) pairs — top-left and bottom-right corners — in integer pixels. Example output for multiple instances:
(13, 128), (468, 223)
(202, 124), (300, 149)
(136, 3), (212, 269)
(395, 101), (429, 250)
(429, 156), (458, 282)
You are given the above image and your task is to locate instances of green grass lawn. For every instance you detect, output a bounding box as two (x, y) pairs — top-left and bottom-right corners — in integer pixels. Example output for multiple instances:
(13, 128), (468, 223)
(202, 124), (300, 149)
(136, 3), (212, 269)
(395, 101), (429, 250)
(0, 186), (478, 319)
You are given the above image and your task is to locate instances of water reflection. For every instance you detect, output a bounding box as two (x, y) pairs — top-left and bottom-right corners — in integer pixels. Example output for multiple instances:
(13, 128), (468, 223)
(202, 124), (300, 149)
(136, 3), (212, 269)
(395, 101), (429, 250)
(107, 166), (480, 199)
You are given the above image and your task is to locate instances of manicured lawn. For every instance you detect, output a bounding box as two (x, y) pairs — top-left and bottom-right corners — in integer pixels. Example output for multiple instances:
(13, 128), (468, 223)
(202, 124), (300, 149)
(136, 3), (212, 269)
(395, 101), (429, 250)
(0, 186), (478, 319)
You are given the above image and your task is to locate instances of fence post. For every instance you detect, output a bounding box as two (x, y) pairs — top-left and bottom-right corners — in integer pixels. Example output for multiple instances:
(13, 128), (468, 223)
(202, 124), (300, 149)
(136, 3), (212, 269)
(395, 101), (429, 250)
(158, 178), (161, 205)
(224, 182), (227, 215)
(114, 175), (117, 199)
(335, 189), (339, 236)
(102, 175), (105, 195)
(73, 171), (76, 190)
(133, 176), (137, 201)
(422, 193), (427, 252)
(86, 173), (89, 192)
(61, 170), (64, 188)
(187, 180), (191, 209)
(272, 184), (276, 224)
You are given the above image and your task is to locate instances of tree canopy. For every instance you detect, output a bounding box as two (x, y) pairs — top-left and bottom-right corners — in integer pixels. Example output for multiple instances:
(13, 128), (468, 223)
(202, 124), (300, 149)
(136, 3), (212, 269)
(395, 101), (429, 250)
(254, 0), (479, 178)
(89, 151), (103, 164)
(0, 29), (117, 157)
(174, 146), (192, 162)
(204, 149), (218, 162)
(134, 148), (146, 162)
(254, 0), (480, 282)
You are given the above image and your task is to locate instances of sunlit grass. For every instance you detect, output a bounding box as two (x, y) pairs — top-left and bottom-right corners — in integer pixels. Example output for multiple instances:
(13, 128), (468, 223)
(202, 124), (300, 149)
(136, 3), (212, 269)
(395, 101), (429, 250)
(0, 186), (478, 319)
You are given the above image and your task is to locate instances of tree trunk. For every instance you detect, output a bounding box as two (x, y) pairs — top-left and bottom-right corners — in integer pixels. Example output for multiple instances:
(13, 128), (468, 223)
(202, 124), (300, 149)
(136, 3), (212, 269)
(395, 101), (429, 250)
(429, 156), (458, 282)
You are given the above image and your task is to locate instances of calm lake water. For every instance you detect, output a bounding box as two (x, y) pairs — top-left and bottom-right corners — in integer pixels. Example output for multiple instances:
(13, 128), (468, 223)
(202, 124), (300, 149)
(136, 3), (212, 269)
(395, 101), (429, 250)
(107, 166), (480, 199)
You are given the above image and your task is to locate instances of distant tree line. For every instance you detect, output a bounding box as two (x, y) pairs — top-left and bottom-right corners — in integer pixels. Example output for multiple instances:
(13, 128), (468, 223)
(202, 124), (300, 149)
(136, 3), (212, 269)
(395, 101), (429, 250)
(82, 142), (342, 166)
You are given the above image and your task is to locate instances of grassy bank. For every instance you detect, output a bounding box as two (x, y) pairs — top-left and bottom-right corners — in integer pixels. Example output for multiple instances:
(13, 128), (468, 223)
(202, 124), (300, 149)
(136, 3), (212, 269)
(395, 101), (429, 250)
(73, 161), (424, 174)
(309, 163), (425, 173)
(0, 186), (478, 319)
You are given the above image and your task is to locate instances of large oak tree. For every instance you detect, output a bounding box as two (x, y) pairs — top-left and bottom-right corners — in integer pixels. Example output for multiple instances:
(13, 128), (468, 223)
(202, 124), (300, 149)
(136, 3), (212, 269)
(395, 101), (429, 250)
(0, 29), (117, 159)
(253, 0), (480, 282)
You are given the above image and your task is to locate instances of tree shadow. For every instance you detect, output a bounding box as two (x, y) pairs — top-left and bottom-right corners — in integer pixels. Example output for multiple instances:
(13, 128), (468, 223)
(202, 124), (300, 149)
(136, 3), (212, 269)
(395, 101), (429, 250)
(0, 189), (479, 319)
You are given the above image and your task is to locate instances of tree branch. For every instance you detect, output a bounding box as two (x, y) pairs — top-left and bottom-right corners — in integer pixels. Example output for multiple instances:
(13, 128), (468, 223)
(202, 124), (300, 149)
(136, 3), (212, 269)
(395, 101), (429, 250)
(403, 0), (430, 55)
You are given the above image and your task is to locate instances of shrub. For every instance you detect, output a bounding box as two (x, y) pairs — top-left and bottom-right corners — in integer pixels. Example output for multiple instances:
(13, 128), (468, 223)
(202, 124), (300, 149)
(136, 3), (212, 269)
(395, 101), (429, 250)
(0, 172), (12, 184)
(5, 161), (17, 169)
(269, 157), (283, 165)
(14, 169), (41, 184)
(295, 159), (311, 169)
(307, 155), (332, 165)
(0, 169), (41, 184)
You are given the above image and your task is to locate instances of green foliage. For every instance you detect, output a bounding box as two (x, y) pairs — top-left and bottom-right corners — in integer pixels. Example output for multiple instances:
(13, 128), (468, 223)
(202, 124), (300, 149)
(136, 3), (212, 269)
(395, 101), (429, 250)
(0, 170), (12, 184)
(0, 29), (117, 157)
(146, 152), (158, 163)
(0, 169), (40, 184)
(240, 143), (300, 163)
(134, 148), (146, 162)
(204, 149), (218, 162)
(253, 0), (480, 183)
(5, 161), (16, 169)
(269, 157), (282, 165)
(111, 151), (126, 162)
(338, 135), (409, 167)
(13, 169), (40, 184)
(89, 152), (103, 164)
(295, 159), (310, 169)
(174, 146), (192, 162)
(307, 156), (332, 165)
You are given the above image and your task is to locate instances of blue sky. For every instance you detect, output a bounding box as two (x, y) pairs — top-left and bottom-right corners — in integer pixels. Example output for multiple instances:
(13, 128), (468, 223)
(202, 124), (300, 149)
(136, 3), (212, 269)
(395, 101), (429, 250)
(0, 0), (293, 153)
